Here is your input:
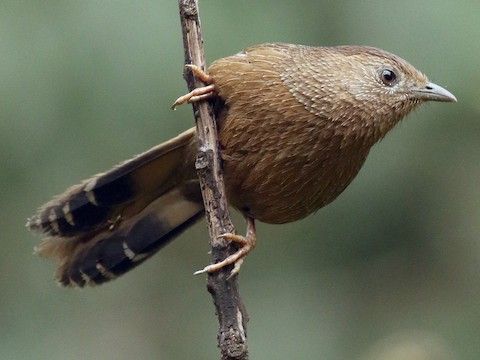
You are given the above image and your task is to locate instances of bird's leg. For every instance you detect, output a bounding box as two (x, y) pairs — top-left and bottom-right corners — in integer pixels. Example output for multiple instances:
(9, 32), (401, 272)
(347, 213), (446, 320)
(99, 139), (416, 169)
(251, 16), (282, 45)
(194, 217), (256, 277)
(171, 64), (216, 109)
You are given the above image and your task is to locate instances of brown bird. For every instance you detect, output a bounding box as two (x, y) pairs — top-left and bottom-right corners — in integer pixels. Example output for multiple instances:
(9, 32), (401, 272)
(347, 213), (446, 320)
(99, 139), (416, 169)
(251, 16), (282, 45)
(26, 43), (456, 287)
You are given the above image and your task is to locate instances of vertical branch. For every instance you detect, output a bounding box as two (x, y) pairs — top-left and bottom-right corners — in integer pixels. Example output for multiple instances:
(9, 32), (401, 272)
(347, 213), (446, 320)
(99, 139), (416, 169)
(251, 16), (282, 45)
(177, 1), (249, 359)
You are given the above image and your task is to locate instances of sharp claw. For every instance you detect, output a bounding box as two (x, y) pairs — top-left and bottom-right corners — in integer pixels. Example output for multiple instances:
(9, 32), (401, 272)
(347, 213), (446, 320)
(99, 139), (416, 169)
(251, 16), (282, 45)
(227, 259), (244, 279)
(194, 267), (208, 275)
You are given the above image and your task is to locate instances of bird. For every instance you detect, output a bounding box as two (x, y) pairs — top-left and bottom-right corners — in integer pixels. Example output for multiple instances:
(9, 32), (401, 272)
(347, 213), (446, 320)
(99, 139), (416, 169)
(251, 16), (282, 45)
(26, 43), (456, 287)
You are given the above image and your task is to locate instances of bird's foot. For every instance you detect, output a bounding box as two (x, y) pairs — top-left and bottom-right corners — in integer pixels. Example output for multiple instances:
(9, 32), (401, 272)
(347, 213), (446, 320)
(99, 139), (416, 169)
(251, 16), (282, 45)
(171, 65), (216, 109)
(194, 217), (256, 278)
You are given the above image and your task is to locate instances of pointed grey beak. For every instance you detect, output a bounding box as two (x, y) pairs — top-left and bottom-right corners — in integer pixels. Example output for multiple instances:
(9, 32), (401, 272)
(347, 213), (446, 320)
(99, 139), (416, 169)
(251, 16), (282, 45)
(413, 82), (457, 102)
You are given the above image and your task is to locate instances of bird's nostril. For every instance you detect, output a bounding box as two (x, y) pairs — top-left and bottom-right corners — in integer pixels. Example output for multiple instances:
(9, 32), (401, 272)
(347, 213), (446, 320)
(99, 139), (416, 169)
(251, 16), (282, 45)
(425, 85), (433, 90)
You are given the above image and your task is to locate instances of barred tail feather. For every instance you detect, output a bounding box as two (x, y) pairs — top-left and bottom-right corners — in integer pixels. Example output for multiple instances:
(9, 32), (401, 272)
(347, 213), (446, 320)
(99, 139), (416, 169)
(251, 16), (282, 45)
(36, 182), (203, 287)
(28, 128), (201, 286)
(27, 128), (196, 238)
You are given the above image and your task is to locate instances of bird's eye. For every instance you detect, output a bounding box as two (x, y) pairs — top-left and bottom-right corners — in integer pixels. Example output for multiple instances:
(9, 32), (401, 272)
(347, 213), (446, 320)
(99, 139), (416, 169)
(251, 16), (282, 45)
(380, 69), (398, 86)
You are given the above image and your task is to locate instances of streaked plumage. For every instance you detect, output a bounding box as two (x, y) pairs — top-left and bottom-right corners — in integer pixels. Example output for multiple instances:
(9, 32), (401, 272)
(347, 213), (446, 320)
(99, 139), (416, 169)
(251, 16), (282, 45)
(27, 43), (456, 286)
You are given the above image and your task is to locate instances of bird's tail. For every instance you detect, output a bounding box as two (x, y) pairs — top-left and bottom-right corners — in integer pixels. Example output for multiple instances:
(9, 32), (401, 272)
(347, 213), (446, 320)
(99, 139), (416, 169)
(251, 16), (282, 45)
(27, 128), (204, 287)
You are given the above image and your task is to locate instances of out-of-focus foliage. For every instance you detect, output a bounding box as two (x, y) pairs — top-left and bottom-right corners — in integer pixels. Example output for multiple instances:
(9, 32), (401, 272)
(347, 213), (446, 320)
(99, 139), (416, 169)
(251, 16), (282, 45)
(1, 1), (478, 359)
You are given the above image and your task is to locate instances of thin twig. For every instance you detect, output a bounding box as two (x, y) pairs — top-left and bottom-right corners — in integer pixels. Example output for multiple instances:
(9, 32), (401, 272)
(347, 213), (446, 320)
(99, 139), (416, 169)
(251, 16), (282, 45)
(177, 1), (249, 359)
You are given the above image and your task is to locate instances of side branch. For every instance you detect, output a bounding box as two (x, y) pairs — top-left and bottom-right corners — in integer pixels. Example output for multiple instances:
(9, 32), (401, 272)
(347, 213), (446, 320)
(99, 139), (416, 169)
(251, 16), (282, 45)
(177, 1), (249, 359)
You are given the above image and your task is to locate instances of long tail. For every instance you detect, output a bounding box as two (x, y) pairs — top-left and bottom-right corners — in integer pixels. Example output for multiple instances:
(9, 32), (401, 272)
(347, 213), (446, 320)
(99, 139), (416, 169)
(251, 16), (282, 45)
(27, 128), (204, 287)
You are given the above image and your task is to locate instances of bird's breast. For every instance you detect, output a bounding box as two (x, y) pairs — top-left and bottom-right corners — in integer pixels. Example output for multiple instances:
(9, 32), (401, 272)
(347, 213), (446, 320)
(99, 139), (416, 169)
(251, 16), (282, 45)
(215, 89), (370, 224)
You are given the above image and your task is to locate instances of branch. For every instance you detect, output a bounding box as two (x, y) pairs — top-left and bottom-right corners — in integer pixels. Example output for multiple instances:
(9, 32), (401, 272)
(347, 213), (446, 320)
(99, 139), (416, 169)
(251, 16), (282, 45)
(177, 1), (249, 359)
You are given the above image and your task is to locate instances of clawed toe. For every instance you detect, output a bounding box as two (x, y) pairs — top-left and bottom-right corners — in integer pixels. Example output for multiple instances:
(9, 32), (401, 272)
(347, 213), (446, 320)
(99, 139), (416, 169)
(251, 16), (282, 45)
(171, 64), (216, 109)
(195, 217), (256, 277)
(185, 64), (213, 83)
(171, 84), (216, 109)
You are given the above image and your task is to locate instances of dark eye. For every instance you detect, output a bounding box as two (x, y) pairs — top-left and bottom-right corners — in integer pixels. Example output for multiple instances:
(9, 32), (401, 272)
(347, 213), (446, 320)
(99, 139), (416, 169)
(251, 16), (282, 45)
(380, 69), (397, 86)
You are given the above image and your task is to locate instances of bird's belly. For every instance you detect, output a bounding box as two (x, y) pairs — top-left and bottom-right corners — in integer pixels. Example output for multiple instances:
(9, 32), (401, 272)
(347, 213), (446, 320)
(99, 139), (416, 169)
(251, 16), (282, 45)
(223, 147), (368, 224)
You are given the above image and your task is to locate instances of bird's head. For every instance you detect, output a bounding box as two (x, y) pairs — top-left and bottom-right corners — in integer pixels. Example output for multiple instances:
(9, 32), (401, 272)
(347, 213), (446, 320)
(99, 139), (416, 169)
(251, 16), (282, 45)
(306, 46), (457, 142)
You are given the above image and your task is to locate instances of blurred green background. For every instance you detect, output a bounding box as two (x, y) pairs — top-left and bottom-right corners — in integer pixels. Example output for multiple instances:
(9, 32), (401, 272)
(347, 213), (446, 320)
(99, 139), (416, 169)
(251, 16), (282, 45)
(1, 1), (478, 359)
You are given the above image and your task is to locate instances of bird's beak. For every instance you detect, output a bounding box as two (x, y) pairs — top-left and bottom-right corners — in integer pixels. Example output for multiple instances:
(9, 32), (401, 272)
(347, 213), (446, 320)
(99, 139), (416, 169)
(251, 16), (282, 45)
(412, 82), (457, 103)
